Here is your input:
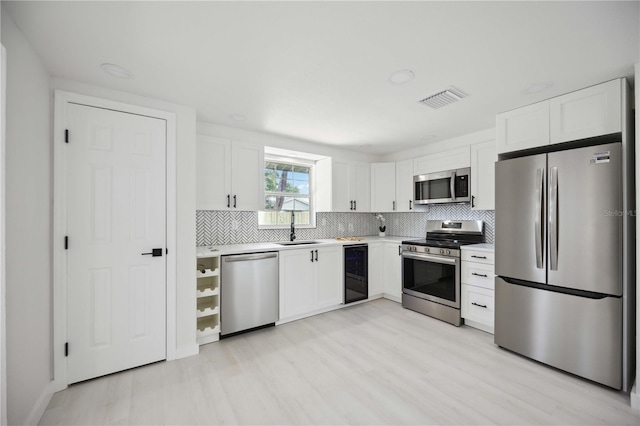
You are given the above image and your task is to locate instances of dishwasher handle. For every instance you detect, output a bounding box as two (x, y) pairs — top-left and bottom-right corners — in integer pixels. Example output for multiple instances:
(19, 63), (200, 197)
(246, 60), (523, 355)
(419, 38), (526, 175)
(224, 252), (278, 263)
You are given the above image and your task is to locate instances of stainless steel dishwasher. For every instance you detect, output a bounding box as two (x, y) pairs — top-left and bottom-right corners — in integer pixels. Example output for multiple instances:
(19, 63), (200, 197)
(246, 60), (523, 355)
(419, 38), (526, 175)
(220, 251), (279, 336)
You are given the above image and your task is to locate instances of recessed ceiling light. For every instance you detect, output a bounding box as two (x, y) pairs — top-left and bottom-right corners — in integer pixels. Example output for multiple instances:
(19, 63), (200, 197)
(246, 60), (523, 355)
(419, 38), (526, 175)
(389, 69), (415, 85)
(523, 81), (553, 94)
(229, 114), (246, 122)
(100, 63), (131, 79)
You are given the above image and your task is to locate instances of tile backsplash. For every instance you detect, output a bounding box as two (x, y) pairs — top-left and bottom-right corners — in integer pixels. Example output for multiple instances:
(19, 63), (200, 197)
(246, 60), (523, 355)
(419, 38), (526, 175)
(196, 205), (494, 246)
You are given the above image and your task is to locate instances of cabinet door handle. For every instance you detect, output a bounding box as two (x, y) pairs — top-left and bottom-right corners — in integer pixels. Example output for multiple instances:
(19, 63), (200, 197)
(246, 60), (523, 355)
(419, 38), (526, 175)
(471, 302), (488, 309)
(310, 250), (314, 262)
(472, 195), (475, 208)
(471, 255), (487, 259)
(315, 250), (318, 262)
(471, 272), (488, 278)
(398, 246), (401, 256)
(393, 201), (396, 211)
(227, 194), (230, 208)
(409, 200), (412, 210)
(350, 200), (353, 210)
(233, 195), (237, 208)
(354, 200), (357, 210)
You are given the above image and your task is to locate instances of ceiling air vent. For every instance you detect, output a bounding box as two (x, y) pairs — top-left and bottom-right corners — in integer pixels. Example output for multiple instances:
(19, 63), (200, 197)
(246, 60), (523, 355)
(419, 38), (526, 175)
(419, 87), (467, 109)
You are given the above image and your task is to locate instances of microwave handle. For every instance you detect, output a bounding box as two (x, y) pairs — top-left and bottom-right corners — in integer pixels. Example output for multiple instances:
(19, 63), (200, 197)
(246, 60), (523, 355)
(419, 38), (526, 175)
(450, 171), (456, 201)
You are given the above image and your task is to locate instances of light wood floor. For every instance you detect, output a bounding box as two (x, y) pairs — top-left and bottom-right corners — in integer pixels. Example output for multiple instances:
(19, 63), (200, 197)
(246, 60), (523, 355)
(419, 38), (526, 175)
(40, 299), (639, 425)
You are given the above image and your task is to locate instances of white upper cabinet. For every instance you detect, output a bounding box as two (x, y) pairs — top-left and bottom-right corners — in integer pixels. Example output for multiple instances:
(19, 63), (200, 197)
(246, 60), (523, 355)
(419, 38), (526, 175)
(395, 158), (414, 212)
(196, 135), (264, 211)
(326, 159), (371, 212)
(549, 79), (621, 144)
(496, 101), (550, 154)
(413, 146), (470, 175)
(497, 79), (624, 155)
(470, 140), (497, 210)
(371, 162), (396, 212)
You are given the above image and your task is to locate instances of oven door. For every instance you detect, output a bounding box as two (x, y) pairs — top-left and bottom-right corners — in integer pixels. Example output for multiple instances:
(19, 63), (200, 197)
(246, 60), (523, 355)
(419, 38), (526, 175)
(402, 252), (460, 309)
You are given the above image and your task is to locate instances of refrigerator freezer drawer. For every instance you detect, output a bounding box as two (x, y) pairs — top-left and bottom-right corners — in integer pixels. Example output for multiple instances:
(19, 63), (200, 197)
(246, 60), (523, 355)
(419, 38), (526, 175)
(495, 277), (622, 389)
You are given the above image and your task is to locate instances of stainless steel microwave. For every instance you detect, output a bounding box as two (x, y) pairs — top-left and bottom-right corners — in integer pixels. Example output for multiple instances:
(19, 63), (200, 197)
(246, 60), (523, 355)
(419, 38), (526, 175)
(414, 167), (471, 204)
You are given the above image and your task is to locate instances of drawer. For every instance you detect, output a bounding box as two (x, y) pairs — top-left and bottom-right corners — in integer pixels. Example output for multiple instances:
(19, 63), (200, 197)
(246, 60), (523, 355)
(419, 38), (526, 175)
(461, 284), (494, 330)
(461, 261), (495, 289)
(461, 249), (494, 264)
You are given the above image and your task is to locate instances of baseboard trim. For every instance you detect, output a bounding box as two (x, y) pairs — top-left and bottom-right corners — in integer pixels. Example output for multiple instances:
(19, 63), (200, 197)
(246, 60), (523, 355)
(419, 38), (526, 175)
(382, 293), (401, 303)
(25, 380), (58, 426)
(175, 344), (199, 360)
(631, 382), (639, 410)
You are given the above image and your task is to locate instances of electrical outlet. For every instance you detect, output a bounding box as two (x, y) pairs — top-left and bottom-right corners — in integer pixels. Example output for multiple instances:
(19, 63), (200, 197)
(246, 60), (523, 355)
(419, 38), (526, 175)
(348, 223), (354, 232)
(338, 223), (345, 231)
(231, 220), (239, 230)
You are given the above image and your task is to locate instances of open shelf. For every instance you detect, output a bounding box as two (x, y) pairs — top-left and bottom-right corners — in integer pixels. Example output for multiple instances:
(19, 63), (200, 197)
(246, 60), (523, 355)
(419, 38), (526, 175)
(196, 255), (221, 344)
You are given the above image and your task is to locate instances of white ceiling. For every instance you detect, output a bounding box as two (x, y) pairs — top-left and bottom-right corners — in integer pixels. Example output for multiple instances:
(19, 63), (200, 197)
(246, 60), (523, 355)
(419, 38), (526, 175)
(4, 1), (639, 155)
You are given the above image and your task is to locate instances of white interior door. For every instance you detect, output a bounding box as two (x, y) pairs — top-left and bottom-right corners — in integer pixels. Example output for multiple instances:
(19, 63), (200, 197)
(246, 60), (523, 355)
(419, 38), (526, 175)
(66, 103), (167, 384)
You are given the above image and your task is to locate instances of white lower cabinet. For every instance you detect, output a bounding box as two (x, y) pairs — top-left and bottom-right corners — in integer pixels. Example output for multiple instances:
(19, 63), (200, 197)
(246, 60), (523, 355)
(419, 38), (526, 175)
(461, 246), (495, 334)
(383, 242), (402, 301)
(279, 245), (343, 322)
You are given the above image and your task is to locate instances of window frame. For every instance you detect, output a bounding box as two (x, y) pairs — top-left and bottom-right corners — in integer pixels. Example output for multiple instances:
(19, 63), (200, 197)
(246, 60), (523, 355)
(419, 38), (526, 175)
(258, 155), (316, 229)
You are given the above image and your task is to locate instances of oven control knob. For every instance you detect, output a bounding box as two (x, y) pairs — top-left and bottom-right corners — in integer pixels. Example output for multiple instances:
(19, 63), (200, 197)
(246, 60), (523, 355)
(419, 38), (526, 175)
(440, 249), (444, 254)
(425, 248), (429, 253)
(446, 249), (451, 255)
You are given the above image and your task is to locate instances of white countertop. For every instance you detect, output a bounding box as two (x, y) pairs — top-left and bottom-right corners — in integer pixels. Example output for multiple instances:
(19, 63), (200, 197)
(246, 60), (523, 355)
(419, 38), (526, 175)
(197, 235), (412, 257)
(462, 243), (495, 252)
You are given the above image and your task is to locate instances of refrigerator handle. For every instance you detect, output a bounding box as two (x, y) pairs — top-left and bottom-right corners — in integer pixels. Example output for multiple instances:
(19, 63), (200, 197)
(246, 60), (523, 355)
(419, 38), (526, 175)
(549, 166), (558, 270)
(450, 171), (456, 201)
(535, 167), (544, 269)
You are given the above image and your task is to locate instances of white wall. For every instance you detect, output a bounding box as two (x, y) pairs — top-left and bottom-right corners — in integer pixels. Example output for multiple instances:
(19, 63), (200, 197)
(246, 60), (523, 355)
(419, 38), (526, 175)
(198, 121), (380, 163)
(1, 11), (54, 426)
(51, 78), (198, 360)
(380, 127), (495, 163)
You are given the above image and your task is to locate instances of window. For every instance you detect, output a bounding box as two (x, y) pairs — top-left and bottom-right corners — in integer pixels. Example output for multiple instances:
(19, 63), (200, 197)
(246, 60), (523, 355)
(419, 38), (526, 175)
(258, 159), (314, 227)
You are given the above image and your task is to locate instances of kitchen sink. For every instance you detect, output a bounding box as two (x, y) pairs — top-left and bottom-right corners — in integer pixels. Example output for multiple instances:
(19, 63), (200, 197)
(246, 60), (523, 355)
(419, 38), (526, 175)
(276, 241), (321, 246)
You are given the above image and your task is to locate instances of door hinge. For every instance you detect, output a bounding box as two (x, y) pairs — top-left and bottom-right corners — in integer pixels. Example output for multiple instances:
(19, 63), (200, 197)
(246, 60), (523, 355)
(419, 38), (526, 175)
(64, 236), (69, 250)
(65, 129), (69, 143)
(65, 342), (69, 357)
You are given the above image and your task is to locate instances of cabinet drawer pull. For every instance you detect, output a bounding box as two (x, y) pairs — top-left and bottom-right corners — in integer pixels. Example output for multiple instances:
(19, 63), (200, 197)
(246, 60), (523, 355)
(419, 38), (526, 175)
(471, 255), (487, 259)
(471, 272), (488, 278)
(471, 302), (488, 309)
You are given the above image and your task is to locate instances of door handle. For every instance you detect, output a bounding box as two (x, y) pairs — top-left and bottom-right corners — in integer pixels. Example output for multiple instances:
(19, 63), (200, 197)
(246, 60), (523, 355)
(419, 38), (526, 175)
(398, 245), (401, 256)
(393, 201), (396, 211)
(233, 194), (237, 208)
(314, 250), (318, 262)
(350, 200), (353, 211)
(227, 194), (230, 208)
(450, 172), (456, 201)
(354, 200), (357, 210)
(409, 200), (412, 210)
(535, 167), (544, 269)
(142, 248), (163, 257)
(310, 250), (314, 262)
(549, 166), (558, 271)
(471, 195), (475, 208)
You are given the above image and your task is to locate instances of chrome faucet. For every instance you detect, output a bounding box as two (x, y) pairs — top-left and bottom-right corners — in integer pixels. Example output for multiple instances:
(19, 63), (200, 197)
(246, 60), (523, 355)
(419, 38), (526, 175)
(290, 211), (296, 242)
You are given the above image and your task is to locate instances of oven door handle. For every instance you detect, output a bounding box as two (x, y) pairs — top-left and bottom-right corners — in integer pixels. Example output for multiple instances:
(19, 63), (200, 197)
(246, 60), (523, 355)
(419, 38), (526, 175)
(402, 253), (457, 265)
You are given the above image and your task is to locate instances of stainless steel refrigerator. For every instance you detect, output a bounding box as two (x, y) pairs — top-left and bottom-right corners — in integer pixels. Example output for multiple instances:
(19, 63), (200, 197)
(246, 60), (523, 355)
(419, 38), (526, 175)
(495, 142), (625, 390)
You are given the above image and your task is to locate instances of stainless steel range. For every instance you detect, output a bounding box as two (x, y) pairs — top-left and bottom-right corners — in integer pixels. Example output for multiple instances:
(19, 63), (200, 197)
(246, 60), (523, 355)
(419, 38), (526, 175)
(401, 220), (484, 326)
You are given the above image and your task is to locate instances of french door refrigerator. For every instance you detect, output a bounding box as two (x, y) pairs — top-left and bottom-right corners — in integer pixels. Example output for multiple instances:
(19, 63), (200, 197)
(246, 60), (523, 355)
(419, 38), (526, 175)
(495, 142), (624, 390)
